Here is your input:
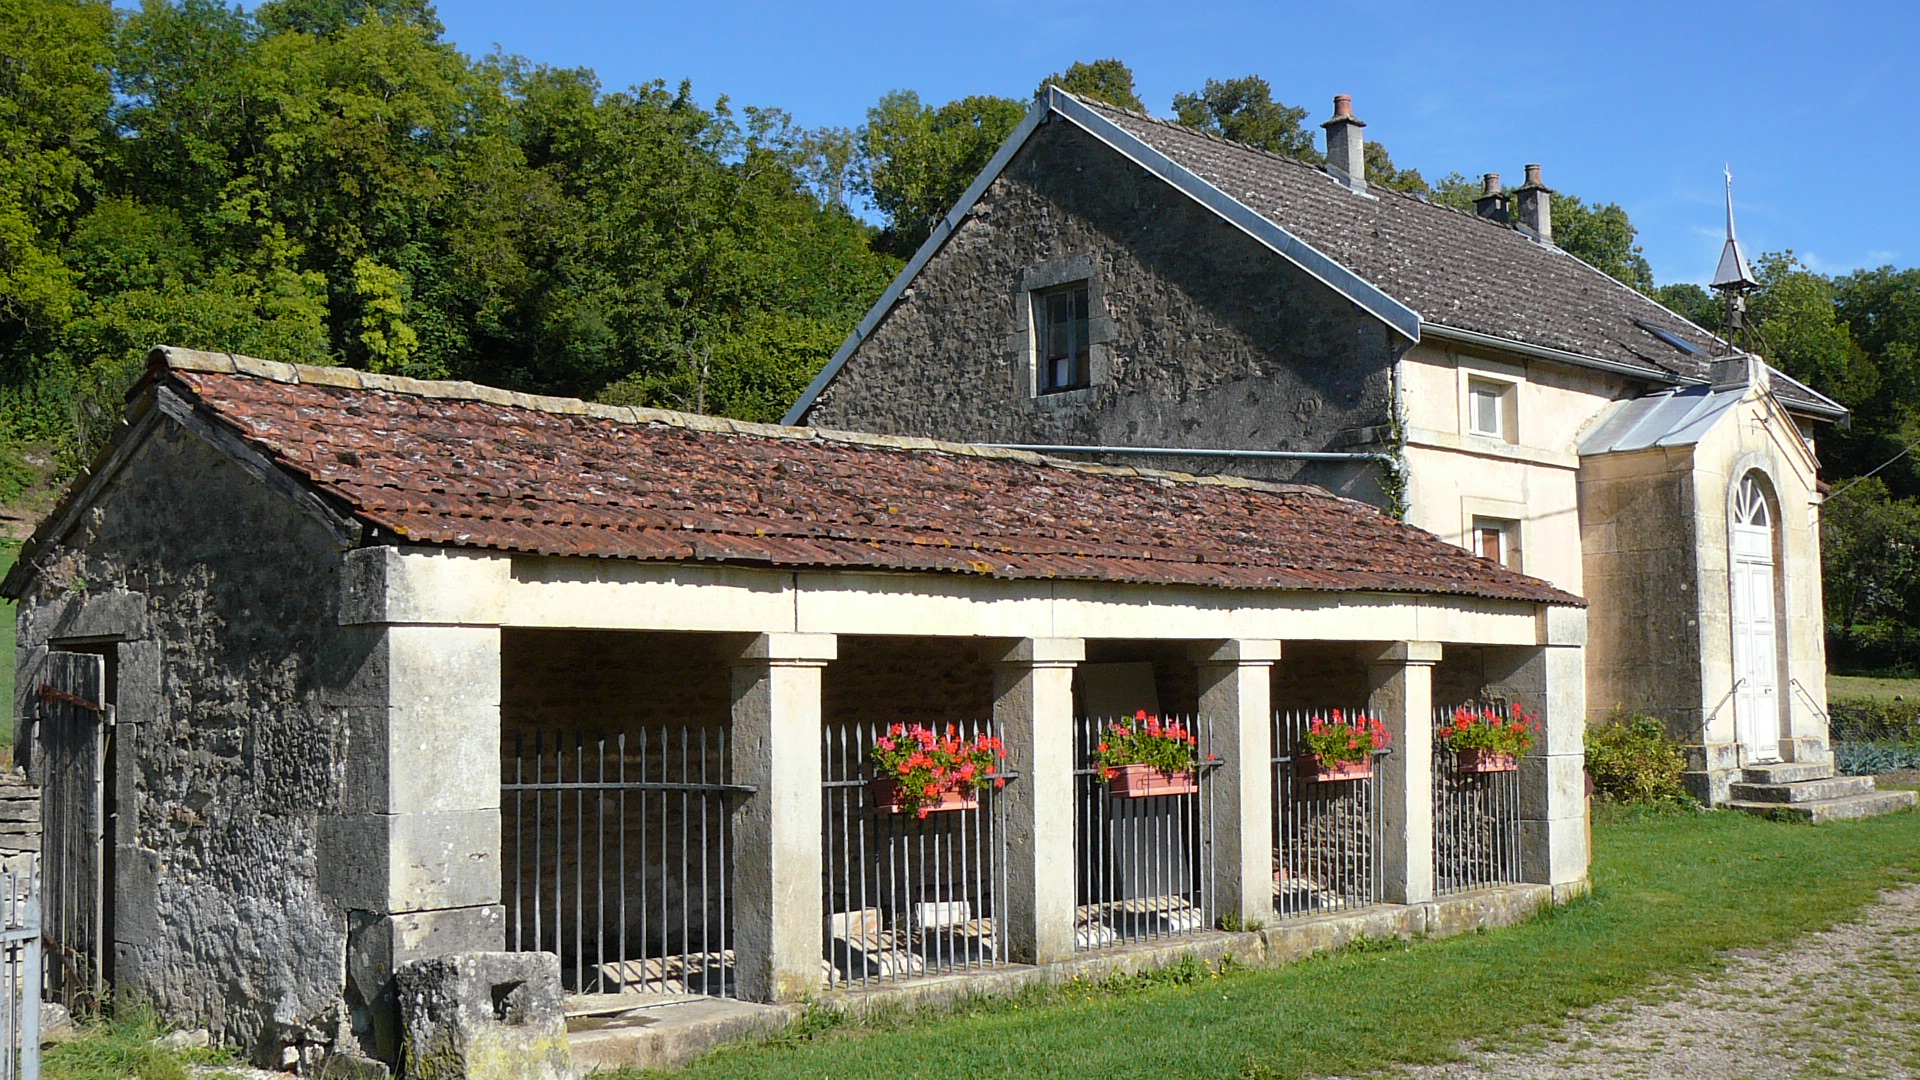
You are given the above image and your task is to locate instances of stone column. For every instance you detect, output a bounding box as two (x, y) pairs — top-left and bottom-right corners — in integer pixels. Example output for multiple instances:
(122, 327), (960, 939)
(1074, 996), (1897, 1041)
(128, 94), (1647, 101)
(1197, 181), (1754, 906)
(1496, 609), (1590, 887)
(1193, 640), (1280, 931)
(728, 632), (835, 1003)
(327, 547), (512, 1063)
(992, 638), (1082, 965)
(1368, 641), (1441, 905)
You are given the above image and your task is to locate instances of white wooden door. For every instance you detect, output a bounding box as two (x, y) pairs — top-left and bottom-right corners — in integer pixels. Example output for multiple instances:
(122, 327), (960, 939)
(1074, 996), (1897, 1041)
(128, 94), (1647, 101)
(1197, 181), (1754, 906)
(1730, 476), (1780, 763)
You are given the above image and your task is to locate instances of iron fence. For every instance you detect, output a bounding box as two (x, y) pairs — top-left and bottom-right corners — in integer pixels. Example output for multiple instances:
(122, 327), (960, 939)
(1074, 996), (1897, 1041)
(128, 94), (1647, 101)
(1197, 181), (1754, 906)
(502, 726), (752, 997)
(1072, 714), (1214, 950)
(1271, 709), (1384, 919)
(1432, 704), (1523, 895)
(821, 719), (1009, 989)
(0, 860), (40, 1080)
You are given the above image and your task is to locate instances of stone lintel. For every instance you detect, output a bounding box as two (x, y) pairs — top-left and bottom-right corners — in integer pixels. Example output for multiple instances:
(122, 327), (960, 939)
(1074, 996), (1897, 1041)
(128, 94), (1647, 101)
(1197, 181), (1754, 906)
(1537, 605), (1587, 647)
(727, 632), (837, 665)
(1190, 638), (1283, 666)
(1371, 640), (1443, 666)
(339, 546), (510, 626)
(990, 637), (1086, 667)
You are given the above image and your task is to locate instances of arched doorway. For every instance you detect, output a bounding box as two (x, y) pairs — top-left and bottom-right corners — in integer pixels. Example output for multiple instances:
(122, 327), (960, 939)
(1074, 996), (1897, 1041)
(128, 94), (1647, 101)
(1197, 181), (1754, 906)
(1729, 472), (1783, 762)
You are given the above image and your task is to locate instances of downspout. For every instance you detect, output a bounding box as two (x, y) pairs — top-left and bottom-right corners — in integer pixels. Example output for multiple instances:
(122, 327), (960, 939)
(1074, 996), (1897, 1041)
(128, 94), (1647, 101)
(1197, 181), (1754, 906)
(976, 444), (1393, 463)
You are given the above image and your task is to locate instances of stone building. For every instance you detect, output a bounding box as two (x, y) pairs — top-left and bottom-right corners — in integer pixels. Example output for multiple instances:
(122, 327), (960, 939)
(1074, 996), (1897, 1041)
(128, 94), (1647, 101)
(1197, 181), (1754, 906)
(785, 87), (1903, 813)
(6, 347), (1588, 1071)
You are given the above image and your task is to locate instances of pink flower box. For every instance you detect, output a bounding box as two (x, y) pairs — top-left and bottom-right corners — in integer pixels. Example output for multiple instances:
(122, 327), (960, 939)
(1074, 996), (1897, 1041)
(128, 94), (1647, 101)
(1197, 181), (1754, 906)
(871, 778), (978, 814)
(1106, 763), (1199, 798)
(1455, 748), (1518, 773)
(1304, 754), (1373, 782)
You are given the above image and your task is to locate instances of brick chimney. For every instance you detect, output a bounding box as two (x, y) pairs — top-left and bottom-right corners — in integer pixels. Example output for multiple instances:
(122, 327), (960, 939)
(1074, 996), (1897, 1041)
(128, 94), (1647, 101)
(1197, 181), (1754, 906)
(1473, 173), (1507, 222)
(1513, 163), (1553, 243)
(1321, 95), (1367, 194)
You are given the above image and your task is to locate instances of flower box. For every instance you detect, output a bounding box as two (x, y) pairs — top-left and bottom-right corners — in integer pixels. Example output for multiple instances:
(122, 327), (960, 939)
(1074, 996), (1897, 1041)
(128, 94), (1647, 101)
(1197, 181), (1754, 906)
(1105, 762), (1199, 798)
(1303, 753), (1372, 782)
(1455, 748), (1518, 773)
(871, 777), (978, 815)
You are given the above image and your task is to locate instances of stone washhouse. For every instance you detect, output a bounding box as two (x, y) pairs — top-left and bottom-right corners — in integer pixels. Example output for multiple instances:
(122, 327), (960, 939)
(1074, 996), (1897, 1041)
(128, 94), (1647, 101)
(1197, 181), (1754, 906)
(6, 348), (1588, 1074)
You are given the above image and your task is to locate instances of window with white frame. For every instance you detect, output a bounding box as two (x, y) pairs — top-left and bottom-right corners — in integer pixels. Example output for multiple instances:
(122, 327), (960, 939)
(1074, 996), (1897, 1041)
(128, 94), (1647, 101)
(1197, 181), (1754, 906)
(1471, 516), (1521, 570)
(1034, 284), (1091, 394)
(1466, 378), (1516, 442)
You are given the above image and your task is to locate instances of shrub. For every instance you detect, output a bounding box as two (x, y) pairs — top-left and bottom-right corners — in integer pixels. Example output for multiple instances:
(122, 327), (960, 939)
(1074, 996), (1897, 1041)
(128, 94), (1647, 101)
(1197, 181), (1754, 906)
(1829, 695), (1920, 776)
(1584, 711), (1693, 807)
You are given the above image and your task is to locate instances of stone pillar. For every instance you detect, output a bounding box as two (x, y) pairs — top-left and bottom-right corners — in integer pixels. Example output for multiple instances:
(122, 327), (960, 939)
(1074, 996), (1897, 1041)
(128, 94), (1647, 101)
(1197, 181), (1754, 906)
(1498, 609), (1590, 886)
(728, 632), (835, 1003)
(1368, 641), (1441, 905)
(992, 638), (1082, 965)
(327, 548), (512, 1064)
(1193, 640), (1280, 931)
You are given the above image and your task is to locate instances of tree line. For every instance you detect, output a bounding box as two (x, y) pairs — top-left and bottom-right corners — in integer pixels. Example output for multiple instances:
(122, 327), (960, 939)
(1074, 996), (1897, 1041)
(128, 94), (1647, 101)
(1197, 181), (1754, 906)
(3, 8), (1916, 670)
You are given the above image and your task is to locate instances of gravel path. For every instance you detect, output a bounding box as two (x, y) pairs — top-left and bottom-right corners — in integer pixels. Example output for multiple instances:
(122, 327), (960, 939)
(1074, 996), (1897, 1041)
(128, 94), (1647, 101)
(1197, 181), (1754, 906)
(1398, 882), (1920, 1080)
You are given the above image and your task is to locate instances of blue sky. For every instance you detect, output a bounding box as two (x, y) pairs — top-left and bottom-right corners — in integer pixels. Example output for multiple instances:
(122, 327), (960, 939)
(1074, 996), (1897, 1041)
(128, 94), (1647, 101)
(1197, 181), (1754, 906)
(431, 0), (1919, 286)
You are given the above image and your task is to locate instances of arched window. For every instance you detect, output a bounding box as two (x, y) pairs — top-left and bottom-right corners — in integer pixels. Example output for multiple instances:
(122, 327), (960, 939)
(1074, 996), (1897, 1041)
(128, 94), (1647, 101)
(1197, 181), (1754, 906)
(1732, 473), (1771, 529)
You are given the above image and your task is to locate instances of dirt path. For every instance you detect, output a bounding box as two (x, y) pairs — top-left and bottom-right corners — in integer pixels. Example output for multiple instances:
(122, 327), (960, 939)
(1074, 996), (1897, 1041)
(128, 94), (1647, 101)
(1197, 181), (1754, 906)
(1399, 882), (1920, 1080)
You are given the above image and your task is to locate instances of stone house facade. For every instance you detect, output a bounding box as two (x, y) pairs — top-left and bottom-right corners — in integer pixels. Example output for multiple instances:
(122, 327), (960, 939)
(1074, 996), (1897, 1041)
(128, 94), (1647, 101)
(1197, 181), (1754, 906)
(786, 87), (1853, 806)
(6, 347), (1587, 1071)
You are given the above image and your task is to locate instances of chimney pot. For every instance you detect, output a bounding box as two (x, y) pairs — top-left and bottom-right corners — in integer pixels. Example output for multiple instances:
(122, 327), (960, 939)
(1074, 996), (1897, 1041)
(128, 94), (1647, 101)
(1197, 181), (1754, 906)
(1514, 163), (1554, 243)
(1473, 173), (1508, 223)
(1320, 94), (1367, 194)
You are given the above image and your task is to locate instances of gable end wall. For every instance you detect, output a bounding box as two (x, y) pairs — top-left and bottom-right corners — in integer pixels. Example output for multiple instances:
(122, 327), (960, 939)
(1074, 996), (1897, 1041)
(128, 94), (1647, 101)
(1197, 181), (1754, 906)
(804, 117), (1400, 500)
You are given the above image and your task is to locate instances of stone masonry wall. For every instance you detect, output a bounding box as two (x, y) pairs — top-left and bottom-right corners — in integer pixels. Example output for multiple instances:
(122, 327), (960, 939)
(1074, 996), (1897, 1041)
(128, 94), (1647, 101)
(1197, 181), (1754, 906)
(803, 118), (1400, 503)
(13, 419), (362, 1064)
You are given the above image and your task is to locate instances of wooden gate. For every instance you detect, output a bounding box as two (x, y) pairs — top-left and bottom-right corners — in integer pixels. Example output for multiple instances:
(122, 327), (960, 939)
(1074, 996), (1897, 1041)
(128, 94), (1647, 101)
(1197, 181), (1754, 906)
(36, 652), (108, 1012)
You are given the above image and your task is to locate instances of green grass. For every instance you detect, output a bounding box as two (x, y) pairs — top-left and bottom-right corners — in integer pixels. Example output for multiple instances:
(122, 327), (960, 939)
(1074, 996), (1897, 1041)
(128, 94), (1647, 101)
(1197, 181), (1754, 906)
(1830, 674), (1920, 701)
(642, 807), (1920, 1080)
(44, 1006), (236, 1080)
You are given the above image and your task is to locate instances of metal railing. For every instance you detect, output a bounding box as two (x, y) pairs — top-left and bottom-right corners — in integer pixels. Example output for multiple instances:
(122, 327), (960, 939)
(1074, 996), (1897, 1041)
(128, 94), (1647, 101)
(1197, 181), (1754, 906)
(1432, 704), (1523, 896)
(1271, 709), (1384, 919)
(503, 726), (752, 997)
(821, 719), (1009, 988)
(1072, 714), (1215, 950)
(1, 860), (40, 1080)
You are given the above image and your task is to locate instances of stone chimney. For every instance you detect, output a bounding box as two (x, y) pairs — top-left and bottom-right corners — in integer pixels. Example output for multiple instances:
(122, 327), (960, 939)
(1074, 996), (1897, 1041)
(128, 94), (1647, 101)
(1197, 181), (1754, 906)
(1513, 163), (1553, 243)
(1321, 95), (1367, 194)
(1473, 173), (1508, 223)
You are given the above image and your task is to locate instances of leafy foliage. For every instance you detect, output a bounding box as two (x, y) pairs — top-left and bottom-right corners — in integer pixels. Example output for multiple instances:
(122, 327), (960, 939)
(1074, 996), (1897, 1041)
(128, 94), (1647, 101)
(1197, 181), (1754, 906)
(1584, 711), (1692, 808)
(1037, 58), (1142, 111)
(1172, 75), (1319, 161)
(1550, 193), (1656, 293)
(856, 89), (1026, 257)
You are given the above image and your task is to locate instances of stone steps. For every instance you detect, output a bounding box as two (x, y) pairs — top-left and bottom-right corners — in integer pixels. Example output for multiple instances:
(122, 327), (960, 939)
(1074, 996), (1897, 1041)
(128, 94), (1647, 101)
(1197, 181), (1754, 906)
(1741, 761), (1835, 785)
(1728, 775), (1876, 804)
(1727, 788), (1917, 824)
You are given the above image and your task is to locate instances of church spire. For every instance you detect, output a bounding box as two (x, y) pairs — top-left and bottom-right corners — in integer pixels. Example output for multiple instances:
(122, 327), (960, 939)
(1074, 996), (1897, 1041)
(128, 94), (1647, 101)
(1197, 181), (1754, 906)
(1711, 167), (1758, 293)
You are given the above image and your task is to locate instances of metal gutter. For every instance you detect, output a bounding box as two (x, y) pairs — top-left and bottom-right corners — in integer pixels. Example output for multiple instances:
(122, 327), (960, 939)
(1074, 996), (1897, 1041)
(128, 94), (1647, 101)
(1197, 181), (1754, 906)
(979, 443), (1393, 462)
(1423, 323), (1693, 385)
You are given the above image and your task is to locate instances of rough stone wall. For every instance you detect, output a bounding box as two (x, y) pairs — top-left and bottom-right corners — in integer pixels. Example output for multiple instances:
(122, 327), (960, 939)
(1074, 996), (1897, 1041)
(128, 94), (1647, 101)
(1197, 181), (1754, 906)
(1577, 449), (1705, 734)
(1271, 643), (1374, 713)
(13, 419), (360, 1062)
(803, 118), (1399, 504)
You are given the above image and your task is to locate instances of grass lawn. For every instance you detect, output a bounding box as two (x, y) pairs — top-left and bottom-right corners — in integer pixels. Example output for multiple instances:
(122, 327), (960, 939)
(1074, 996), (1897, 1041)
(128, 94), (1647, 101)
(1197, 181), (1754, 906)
(1829, 674), (1920, 701)
(645, 807), (1920, 1080)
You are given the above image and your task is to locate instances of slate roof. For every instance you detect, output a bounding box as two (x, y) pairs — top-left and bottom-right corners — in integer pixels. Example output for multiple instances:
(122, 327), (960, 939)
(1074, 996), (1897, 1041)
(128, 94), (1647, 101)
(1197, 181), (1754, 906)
(55, 348), (1574, 606)
(1073, 96), (1843, 418)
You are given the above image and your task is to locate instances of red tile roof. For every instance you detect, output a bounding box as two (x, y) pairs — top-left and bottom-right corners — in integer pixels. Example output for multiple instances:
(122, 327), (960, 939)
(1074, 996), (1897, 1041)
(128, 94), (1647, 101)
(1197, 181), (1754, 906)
(143, 349), (1577, 606)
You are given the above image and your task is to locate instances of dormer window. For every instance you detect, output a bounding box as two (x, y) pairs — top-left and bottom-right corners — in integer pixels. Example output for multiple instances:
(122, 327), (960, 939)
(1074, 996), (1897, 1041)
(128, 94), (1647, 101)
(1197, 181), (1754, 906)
(1036, 284), (1091, 394)
(1466, 378), (1516, 442)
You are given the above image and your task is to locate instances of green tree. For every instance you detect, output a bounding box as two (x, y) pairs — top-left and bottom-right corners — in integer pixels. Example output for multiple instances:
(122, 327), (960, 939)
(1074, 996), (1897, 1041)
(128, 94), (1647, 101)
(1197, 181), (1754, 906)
(1822, 477), (1920, 671)
(1038, 58), (1143, 112)
(1171, 76), (1318, 161)
(856, 89), (1027, 257)
(1552, 193), (1655, 292)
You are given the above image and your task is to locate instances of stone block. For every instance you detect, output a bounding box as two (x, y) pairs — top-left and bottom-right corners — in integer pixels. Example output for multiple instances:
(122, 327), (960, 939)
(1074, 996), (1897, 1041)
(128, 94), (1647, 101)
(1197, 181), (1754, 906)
(395, 951), (569, 1080)
(1536, 606), (1586, 647)
(1422, 884), (1552, 937)
(22, 588), (149, 647)
(345, 705), (500, 816)
(1520, 814), (1588, 887)
(1261, 905), (1424, 964)
(334, 626), (501, 712)
(1519, 753), (1586, 821)
(340, 548), (510, 627)
(350, 906), (506, 1062)
(321, 811), (502, 913)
